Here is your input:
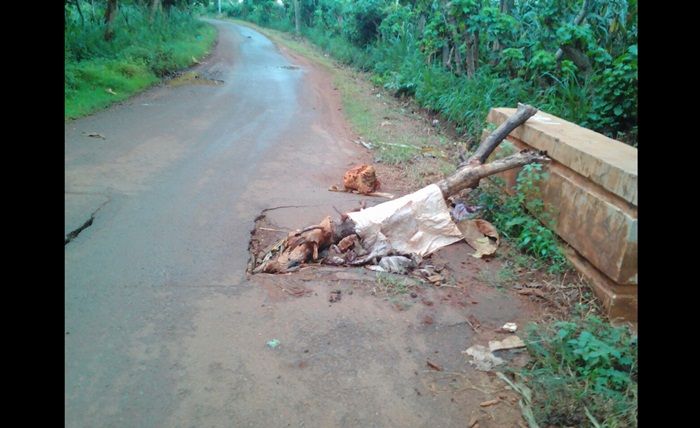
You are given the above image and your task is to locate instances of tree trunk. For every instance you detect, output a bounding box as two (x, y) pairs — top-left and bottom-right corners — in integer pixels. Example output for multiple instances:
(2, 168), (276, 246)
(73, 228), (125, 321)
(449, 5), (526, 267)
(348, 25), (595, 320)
(293, 0), (301, 35)
(561, 45), (592, 72)
(453, 44), (463, 75)
(492, 0), (511, 53)
(90, 0), (96, 22)
(103, 0), (118, 41)
(465, 103), (538, 165)
(465, 31), (478, 78)
(150, 0), (161, 21)
(555, 0), (592, 62)
(72, 0), (85, 26)
(442, 43), (450, 68)
(418, 14), (426, 34)
(500, 0), (512, 14)
(437, 150), (547, 197)
(446, 15), (463, 75)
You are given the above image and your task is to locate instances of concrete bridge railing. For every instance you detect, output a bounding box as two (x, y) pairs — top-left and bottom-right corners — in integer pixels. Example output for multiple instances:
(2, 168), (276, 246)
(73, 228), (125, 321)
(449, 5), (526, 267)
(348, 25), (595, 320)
(483, 108), (637, 322)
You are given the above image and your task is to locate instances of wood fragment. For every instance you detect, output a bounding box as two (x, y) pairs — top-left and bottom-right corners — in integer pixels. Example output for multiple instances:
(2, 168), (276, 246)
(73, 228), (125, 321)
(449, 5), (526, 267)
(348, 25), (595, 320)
(437, 150), (548, 197)
(436, 103), (545, 198)
(518, 288), (545, 298)
(258, 227), (286, 233)
(426, 360), (443, 371)
(466, 314), (481, 332)
(479, 399), (500, 407)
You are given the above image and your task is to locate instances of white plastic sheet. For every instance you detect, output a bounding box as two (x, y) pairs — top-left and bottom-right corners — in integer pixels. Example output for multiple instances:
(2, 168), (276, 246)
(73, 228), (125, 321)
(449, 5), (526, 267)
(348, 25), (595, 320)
(347, 184), (463, 257)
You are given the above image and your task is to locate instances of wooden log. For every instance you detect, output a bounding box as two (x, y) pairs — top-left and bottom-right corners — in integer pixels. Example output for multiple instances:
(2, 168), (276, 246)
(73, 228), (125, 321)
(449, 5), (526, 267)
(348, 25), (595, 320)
(437, 150), (548, 197)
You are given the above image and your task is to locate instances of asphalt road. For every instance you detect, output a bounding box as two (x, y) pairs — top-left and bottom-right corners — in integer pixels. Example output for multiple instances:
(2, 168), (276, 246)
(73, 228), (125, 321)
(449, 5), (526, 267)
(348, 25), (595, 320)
(65, 19), (527, 428)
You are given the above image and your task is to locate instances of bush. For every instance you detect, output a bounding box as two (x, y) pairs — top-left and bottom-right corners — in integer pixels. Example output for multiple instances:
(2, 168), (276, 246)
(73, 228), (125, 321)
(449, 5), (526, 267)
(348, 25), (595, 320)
(477, 163), (569, 273)
(522, 315), (637, 426)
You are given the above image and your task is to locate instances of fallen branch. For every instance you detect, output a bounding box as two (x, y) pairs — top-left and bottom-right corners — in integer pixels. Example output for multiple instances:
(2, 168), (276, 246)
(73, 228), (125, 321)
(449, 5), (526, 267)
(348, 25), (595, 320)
(437, 149), (548, 198)
(250, 103), (548, 273)
(464, 103), (539, 166)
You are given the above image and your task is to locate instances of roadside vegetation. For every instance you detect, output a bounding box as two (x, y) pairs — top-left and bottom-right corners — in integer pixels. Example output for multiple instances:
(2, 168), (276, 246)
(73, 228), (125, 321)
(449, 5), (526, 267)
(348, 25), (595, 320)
(519, 312), (637, 426)
(210, 0), (637, 147)
(64, 0), (216, 119)
(218, 2), (638, 426)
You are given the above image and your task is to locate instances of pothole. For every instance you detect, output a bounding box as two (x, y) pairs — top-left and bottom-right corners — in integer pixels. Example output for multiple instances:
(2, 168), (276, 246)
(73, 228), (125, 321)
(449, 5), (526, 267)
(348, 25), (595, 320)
(246, 206), (452, 291)
(247, 211), (291, 274)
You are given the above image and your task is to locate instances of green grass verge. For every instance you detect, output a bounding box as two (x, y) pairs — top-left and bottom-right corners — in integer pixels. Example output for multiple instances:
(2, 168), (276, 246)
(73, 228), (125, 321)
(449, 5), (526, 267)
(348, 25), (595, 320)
(65, 19), (216, 120)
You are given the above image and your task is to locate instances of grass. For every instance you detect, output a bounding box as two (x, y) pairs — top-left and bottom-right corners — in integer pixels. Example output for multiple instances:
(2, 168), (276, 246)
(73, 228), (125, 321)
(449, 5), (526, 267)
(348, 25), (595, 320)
(374, 143), (419, 165)
(375, 272), (413, 295)
(477, 264), (518, 290)
(517, 314), (638, 427)
(65, 4), (217, 119)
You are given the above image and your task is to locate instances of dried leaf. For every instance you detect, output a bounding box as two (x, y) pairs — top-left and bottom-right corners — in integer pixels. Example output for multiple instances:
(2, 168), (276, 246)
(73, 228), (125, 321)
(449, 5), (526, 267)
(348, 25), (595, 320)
(457, 219), (499, 258)
(466, 314), (481, 331)
(518, 288), (545, 298)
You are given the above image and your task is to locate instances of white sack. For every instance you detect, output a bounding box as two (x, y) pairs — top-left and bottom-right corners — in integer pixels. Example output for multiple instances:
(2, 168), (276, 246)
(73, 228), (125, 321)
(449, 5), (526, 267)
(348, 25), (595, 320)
(347, 184), (463, 257)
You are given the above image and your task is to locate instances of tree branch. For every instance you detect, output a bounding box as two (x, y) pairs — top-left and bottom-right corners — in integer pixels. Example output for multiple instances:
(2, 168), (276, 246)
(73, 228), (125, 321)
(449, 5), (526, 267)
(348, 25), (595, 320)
(465, 103), (538, 166)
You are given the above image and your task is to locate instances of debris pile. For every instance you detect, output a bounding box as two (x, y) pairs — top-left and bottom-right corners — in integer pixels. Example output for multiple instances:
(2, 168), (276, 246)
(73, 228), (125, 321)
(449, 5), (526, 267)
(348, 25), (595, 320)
(249, 103), (548, 279)
(250, 184), (500, 277)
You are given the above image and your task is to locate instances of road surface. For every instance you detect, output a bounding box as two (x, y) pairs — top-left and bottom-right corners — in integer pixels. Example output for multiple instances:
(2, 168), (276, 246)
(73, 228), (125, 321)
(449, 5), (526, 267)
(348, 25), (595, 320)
(65, 19), (529, 427)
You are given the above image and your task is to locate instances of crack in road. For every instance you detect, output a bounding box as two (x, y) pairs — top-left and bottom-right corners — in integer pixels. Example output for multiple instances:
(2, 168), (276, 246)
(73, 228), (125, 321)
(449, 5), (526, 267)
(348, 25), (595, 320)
(65, 215), (95, 245)
(65, 198), (111, 246)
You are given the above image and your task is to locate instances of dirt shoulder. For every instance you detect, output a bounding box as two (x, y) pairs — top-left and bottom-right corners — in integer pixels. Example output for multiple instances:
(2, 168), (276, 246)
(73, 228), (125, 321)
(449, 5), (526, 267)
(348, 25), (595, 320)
(236, 19), (603, 427)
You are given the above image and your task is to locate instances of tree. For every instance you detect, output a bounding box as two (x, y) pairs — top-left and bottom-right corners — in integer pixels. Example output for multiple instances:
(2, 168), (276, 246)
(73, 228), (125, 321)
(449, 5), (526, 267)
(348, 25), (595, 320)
(150, 0), (162, 21)
(555, 0), (592, 62)
(104, 0), (118, 41)
(294, 0), (301, 35)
